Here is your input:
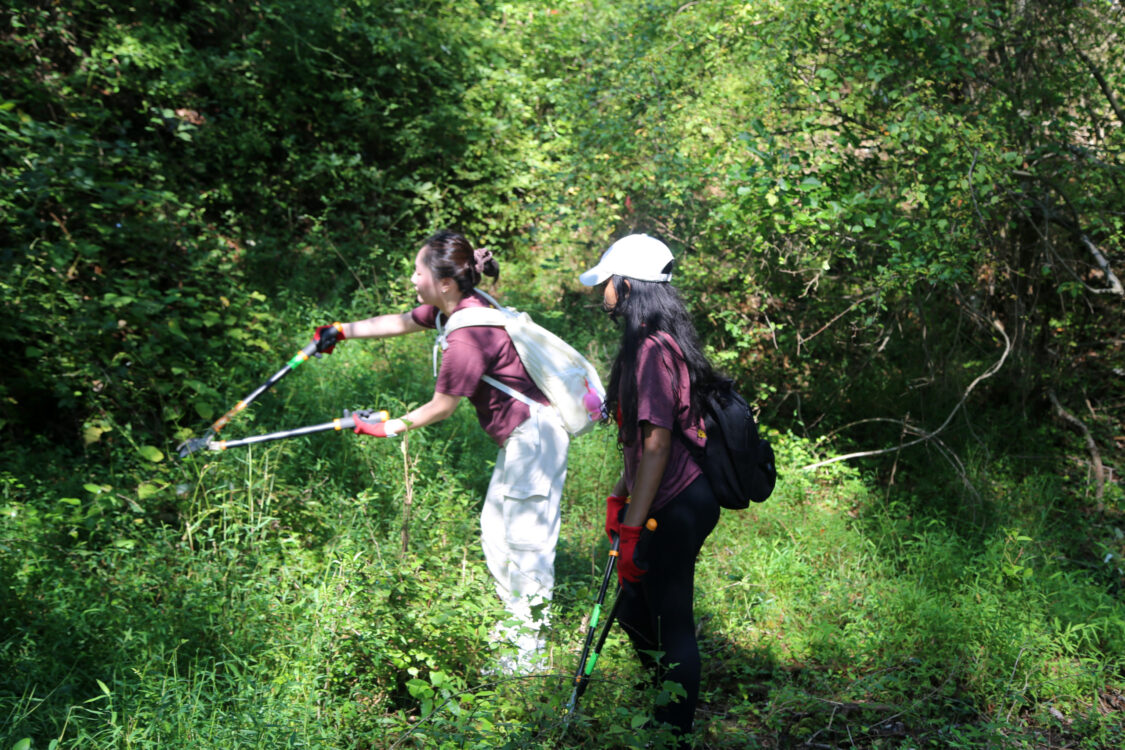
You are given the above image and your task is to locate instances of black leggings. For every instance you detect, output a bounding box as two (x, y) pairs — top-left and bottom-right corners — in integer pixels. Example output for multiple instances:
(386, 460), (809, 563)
(616, 475), (720, 738)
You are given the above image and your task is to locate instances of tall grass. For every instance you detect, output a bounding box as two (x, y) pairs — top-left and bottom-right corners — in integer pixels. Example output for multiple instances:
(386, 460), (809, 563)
(3, 321), (1123, 749)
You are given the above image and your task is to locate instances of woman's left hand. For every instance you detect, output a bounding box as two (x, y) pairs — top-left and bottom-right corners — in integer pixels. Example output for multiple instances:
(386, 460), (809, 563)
(605, 495), (629, 542)
(313, 323), (346, 354)
(616, 524), (647, 583)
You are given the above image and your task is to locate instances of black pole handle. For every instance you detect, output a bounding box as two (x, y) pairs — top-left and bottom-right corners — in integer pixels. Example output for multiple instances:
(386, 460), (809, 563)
(567, 518), (657, 711)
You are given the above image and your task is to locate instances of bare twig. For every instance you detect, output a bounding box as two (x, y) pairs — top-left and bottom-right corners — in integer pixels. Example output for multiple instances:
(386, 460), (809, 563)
(797, 293), (876, 355)
(806, 695), (900, 714)
(800, 271), (822, 299)
(763, 311), (780, 350)
(1079, 234), (1124, 296)
(820, 416), (979, 497)
(49, 211), (72, 241)
(401, 433), (414, 554)
(888, 416), (908, 486)
(800, 319), (1011, 472)
(1049, 389), (1106, 509)
(1010, 175), (1122, 298)
(1071, 41), (1125, 125)
(966, 148), (991, 237)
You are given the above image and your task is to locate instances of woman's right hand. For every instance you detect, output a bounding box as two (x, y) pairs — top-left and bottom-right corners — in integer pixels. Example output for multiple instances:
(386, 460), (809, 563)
(354, 418), (401, 438)
(616, 524), (648, 584)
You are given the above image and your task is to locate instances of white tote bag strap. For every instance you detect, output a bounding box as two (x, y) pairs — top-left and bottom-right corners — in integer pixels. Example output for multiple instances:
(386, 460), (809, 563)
(432, 299), (510, 377)
(433, 311), (447, 377)
(433, 298), (541, 413)
(481, 374), (540, 411)
(471, 288), (506, 311)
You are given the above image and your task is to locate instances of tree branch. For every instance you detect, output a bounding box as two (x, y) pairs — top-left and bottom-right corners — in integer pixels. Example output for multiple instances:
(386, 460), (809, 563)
(1079, 234), (1124, 296)
(797, 293), (876, 355)
(1048, 389), (1106, 508)
(1071, 42), (1125, 126)
(1009, 177), (1123, 298)
(799, 319), (1011, 472)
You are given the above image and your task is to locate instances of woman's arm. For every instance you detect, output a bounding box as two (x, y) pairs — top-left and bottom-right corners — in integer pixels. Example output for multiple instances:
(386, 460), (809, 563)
(621, 421), (671, 526)
(382, 392), (460, 436)
(610, 472), (628, 498)
(344, 312), (424, 339)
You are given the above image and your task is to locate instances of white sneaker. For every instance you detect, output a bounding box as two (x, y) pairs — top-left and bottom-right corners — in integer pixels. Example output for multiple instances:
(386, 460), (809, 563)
(514, 631), (550, 673)
(481, 619), (548, 676)
(480, 652), (519, 677)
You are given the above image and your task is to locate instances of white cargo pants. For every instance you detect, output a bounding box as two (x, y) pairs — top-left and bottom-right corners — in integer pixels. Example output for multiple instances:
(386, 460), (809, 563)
(480, 406), (569, 634)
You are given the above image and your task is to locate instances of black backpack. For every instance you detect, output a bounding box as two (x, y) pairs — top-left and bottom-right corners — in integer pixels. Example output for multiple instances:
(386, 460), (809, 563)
(681, 383), (777, 509)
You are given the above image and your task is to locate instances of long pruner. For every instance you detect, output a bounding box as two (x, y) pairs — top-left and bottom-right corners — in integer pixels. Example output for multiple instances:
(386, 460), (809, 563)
(197, 409), (388, 452)
(177, 336), (333, 457)
(564, 517), (658, 722)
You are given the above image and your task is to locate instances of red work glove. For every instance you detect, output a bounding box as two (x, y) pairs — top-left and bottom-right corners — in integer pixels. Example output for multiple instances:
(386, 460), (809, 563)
(314, 322), (345, 354)
(353, 417), (397, 438)
(616, 524), (648, 584)
(605, 495), (629, 543)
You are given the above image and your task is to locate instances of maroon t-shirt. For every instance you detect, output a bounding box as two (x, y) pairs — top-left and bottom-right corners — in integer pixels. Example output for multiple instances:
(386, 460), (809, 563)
(411, 292), (549, 446)
(621, 333), (705, 512)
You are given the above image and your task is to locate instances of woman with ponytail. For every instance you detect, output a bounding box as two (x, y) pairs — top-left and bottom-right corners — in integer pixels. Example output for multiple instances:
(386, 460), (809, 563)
(580, 234), (723, 745)
(313, 230), (570, 672)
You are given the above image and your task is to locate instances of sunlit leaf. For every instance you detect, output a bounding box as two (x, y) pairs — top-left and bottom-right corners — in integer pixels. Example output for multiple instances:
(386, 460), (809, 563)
(138, 445), (164, 462)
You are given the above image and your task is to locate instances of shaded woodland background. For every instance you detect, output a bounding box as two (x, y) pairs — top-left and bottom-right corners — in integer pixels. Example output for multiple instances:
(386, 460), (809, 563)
(2, 1), (1123, 748)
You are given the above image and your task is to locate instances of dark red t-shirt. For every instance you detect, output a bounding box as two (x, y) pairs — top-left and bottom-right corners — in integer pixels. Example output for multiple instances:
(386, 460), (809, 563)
(621, 333), (705, 512)
(411, 292), (549, 445)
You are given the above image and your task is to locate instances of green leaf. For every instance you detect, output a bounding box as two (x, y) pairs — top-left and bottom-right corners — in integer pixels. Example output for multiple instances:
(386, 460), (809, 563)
(84, 424), (108, 445)
(137, 482), (161, 500)
(138, 446), (164, 462)
(193, 400), (214, 420)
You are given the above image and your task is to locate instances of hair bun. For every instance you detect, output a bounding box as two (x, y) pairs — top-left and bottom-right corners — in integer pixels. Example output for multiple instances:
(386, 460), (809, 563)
(473, 247), (498, 280)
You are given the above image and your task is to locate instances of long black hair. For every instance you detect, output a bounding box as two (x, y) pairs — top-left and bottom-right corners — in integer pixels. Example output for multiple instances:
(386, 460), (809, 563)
(421, 229), (499, 295)
(604, 275), (727, 446)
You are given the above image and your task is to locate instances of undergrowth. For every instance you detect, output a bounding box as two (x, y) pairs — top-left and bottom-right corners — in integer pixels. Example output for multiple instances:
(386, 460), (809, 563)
(2, 321), (1123, 750)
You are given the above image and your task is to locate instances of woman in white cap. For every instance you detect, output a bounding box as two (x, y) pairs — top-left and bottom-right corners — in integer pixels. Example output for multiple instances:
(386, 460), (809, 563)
(313, 230), (570, 672)
(580, 233), (723, 744)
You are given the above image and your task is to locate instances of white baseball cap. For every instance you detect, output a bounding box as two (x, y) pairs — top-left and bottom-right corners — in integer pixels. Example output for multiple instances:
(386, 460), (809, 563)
(579, 234), (675, 286)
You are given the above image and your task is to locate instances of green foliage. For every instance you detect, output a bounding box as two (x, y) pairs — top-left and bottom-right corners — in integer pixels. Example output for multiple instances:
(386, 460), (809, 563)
(514, 0), (1123, 470)
(2, 0), (1123, 747)
(0, 0), (559, 450)
(5, 396), (1125, 747)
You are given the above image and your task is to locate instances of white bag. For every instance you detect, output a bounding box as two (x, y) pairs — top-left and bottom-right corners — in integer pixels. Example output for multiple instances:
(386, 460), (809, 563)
(435, 290), (606, 436)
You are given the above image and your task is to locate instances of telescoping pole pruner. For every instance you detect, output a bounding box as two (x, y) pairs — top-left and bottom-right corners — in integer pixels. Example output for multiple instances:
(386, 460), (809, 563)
(177, 332), (341, 458)
(203, 409), (389, 452)
(564, 517), (658, 721)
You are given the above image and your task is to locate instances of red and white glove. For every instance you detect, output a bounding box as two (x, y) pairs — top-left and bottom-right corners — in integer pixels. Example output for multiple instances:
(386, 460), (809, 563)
(605, 495), (629, 543)
(353, 417), (397, 438)
(616, 524), (648, 584)
(314, 322), (346, 354)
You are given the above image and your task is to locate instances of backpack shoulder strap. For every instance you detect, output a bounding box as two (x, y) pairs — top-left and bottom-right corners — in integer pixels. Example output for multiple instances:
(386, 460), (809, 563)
(440, 306), (512, 336)
(437, 291), (513, 337)
(431, 292), (514, 376)
(480, 375), (540, 410)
